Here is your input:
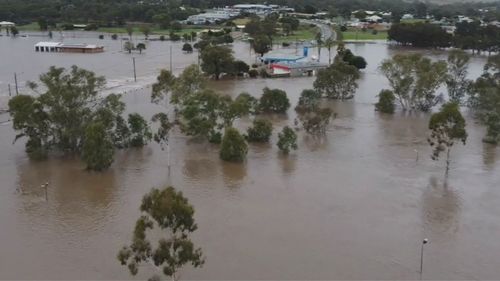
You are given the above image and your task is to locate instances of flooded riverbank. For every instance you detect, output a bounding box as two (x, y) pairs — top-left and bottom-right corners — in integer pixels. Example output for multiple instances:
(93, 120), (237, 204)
(1, 35), (499, 280)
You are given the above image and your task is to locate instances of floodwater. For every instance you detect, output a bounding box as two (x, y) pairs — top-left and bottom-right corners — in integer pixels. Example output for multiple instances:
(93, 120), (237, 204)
(1, 32), (500, 280)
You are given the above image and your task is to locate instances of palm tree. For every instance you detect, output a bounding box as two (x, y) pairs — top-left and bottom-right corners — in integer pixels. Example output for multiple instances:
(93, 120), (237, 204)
(324, 37), (335, 65)
(315, 32), (323, 62)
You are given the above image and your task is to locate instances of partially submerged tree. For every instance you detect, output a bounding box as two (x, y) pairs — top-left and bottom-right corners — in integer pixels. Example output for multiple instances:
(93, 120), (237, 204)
(82, 122), (114, 171)
(8, 66), (150, 170)
(246, 119), (273, 142)
(446, 49), (471, 104)
(375, 89), (396, 114)
(277, 126), (298, 154)
(136, 42), (146, 54)
(470, 54), (500, 144)
(380, 53), (448, 111)
(427, 102), (467, 174)
(220, 127), (248, 162)
(200, 45), (235, 80)
(259, 87), (290, 113)
(124, 41), (135, 53)
(182, 43), (193, 53)
(251, 35), (272, 57)
(118, 186), (204, 281)
(314, 61), (360, 100)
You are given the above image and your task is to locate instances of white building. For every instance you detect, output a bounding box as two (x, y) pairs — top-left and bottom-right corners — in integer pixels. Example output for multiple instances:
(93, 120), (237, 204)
(402, 14), (414, 20)
(0, 21), (15, 28)
(187, 11), (232, 24)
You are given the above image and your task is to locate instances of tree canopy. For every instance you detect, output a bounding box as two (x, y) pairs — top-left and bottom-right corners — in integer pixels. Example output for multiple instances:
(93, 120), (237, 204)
(8, 66), (150, 170)
(314, 61), (360, 100)
(118, 186), (204, 281)
(380, 53), (448, 111)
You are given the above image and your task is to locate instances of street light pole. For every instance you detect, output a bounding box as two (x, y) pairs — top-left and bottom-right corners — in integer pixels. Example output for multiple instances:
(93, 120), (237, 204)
(420, 238), (429, 280)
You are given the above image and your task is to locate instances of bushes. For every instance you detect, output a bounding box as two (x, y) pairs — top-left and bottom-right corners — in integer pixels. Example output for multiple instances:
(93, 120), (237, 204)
(246, 119), (273, 142)
(220, 127), (248, 162)
(375, 89), (396, 114)
(248, 69), (259, 78)
(277, 126), (298, 154)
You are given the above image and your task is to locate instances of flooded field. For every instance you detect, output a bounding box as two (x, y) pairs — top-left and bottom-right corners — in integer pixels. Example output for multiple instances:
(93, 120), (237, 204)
(0, 32), (499, 280)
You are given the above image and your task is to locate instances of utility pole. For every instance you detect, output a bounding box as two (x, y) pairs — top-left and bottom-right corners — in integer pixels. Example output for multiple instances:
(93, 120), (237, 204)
(14, 72), (19, 95)
(420, 238), (429, 280)
(8, 84), (12, 97)
(132, 57), (137, 82)
(169, 45), (173, 72)
(41, 182), (49, 202)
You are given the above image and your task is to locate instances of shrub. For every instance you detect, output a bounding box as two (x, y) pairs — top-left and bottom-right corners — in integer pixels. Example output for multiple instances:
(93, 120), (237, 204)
(220, 127), (248, 162)
(375, 89), (396, 114)
(99, 34), (104, 39)
(340, 25), (347, 32)
(111, 34), (118, 40)
(248, 69), (259, 78)
(259, 68), (269, 78)
(246, 119), (273, 142)
(277, 126), (298, 154)
(159, 35), (165, 41)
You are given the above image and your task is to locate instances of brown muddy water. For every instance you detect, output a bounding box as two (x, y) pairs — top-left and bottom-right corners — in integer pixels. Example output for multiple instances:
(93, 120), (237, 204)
(1, 33), (500, 280)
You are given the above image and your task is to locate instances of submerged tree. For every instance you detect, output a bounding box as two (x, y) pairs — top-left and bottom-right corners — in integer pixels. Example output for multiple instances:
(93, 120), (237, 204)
(200, 45), (235, 80)
(124, 41), (135, 53)
(246, 119), (273, 143)
(259, 87), (290, 113)
(295, 89), (334, 135)
(136, 42), (146, 54)
(82, 122), (114, 171)
(375, 89), (396, 114)
(220, 127), (248, 162)
(118, 186), (204, 281)
(8, 66), (150, 170)
(469, 54), (500, 144)
(314, 61), (360, 100)
(446, 50), (471, 104)
(380, 53), (448, 111)
(427, 102), (467, 174)
(277, 126), (298, 154)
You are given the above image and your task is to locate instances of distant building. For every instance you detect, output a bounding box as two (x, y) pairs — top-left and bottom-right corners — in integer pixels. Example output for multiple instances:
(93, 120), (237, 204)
(186, 9), (239, 24)
(35, 42), (104, 53)
(0, 21), (15, 28)
(402, 14), (414, 20)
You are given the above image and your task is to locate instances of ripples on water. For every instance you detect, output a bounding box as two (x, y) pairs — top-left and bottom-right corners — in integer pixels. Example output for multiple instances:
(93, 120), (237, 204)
(0, 33), (499, 280)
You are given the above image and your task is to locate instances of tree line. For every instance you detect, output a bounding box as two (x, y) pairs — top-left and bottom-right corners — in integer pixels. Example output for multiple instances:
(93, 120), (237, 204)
(388, 21), (500, 54)
(376, 50), (500, 171)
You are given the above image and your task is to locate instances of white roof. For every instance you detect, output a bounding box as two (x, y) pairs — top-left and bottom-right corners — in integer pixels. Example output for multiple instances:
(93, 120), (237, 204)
(0, 21), (15, 26)
(35, 42), (62, 47)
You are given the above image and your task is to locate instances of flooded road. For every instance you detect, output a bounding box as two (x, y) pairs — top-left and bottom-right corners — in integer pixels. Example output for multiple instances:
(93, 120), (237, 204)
(1, 33), (500, 280)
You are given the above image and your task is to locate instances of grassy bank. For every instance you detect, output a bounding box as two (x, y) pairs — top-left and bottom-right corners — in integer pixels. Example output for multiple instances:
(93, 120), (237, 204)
(273, 24), (318, 43)
(342, 28), (388, 40)
(17, 22), (219, 36)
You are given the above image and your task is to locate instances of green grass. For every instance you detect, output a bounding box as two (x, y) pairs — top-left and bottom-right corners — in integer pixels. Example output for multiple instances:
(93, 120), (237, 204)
(274, 24), (318, 43)
(16, 22), (215, 36)
(17, 22), (40, 31)
(342, 28), (388, 40)
(400, 19), (427, 24)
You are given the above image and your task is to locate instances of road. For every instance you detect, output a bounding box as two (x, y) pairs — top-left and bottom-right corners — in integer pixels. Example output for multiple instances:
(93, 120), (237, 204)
(302, 20), (336, 41)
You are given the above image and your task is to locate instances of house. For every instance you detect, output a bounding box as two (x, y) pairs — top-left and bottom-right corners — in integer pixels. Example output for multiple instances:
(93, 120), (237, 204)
(34, 42), (104, 53)
(366, 15), (383, 23)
